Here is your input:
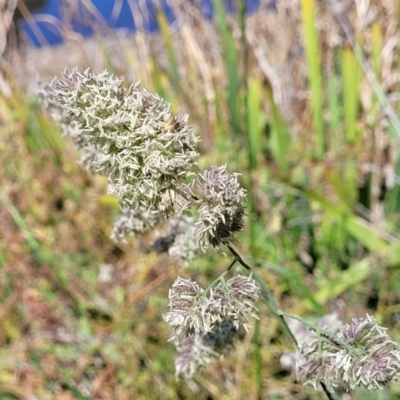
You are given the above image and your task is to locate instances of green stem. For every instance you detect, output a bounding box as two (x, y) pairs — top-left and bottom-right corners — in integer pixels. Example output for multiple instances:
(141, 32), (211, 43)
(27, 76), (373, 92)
(226, 245), (338, 400)
(203, 271), (228, 295)
(227, 257), (239, 270)
(227, 245), (298, 347)
(278, 310), (356, 357)
(320, 383), (336, 400)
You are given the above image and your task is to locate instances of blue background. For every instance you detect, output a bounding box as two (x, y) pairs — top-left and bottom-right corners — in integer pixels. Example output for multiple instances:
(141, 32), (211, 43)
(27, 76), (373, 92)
(19, 0), (277, 47)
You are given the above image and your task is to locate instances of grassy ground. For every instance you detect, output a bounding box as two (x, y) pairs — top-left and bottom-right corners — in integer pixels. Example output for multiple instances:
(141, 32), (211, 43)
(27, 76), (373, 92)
(1, 0), (400, 398)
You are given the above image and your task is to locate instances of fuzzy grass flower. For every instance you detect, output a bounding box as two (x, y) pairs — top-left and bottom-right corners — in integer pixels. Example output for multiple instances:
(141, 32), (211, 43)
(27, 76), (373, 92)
(38, 79), (99, 173)
(163, 275), (260, 339)
(195, 165), (246, 251)
(280, 313), (343, 371)
(163, 276), (203, 337)
(110, 208), (163, 243)
(43, 68), (199, 217)
(175, 320), (237, 379)
(296, 314), (400, 391)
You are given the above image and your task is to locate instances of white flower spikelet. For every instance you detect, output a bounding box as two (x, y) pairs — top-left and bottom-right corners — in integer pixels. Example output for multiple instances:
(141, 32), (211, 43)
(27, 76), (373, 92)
(44, 68), (199, 217)
(280, 313), (343, 371)
(38, 79), (99, 173)
(296, 314), (400, 391)
(195, 165), (246, 251)
(163, 275), (260, 339)
(175, 320), (237, 379)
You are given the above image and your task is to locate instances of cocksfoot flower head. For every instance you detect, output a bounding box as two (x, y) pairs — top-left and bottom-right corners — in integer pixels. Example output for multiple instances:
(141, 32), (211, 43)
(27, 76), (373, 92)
(296, 314), (400, 392)
(42, 68), (199, 217)
(175, 320), (237, 379)
(280, 313), (342, 371)
(38, 78), (99, 173)
(163, 275), (260, 339)
(195, 165), (246, 251)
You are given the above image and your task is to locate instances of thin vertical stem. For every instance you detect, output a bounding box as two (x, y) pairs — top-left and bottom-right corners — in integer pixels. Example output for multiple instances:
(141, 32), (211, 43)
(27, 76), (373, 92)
(227, 245), (298, 346)
(226, 245), (337, 400)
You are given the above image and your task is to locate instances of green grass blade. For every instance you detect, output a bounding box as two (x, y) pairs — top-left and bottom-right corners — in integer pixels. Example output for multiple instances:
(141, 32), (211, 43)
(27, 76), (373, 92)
(263, 260), (325, 315)
(315, 257), (371, 306)
(294, 185), (391, 253)
(247, 77), (263, 170)
(371, 22), (382, 77)
(301, 0), (325, 156)
(156, 9), (181, 93)
(341, 47), (362, 144)
(327, 73), (341, 152)
(266, 85), (291, 171)
(149, 55), (170, 102)
(326, 166), (358, 208)
(213, 0), (240, 139)
(213, 86), (227, 137)
(385, 158), (400, 215)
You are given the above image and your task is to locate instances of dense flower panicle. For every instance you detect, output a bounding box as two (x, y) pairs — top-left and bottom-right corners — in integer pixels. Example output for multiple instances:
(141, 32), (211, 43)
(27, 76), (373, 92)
(37, 81), (81, 140)
(195, 165), (246, 251)
(110, 208), (162, 243)
(163, 277), (203, 335)
(38, 80), (100, 173)
(296, 314), (400, 391)
(280, 313), (342, 371)
(175, 320), (237, 379)
(108, 181), (194, 218)
(298, 313), (342, 341)
(42, 68), (199, 217)
(78, 144), (101, 173)
(163, 275), (260, 339)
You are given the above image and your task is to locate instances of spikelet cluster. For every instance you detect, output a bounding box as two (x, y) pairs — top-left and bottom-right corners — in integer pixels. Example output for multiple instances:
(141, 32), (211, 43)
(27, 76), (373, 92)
(163, 275), (260, 339)
(195, 165), (246, 251)
(175, 320), (237, 379)
(42, 68), (199, 218)
(296, 314), (400, 391)
(40, 69), (247, 250)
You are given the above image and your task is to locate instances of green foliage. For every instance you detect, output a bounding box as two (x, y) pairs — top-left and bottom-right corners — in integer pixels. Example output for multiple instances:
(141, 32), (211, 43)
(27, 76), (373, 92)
(342, 47), (362, 144)
(213, 0), (240, 139)
(301, 0), (325, 156)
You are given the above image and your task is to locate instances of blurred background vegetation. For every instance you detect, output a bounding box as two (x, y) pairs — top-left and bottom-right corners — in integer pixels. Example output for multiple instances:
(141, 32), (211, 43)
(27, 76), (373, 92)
(1, 0), (400, 398)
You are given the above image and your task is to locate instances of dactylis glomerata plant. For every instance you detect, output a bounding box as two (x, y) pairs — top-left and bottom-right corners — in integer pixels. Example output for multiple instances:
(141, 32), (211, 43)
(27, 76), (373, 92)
(39, 68), (400, 398)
